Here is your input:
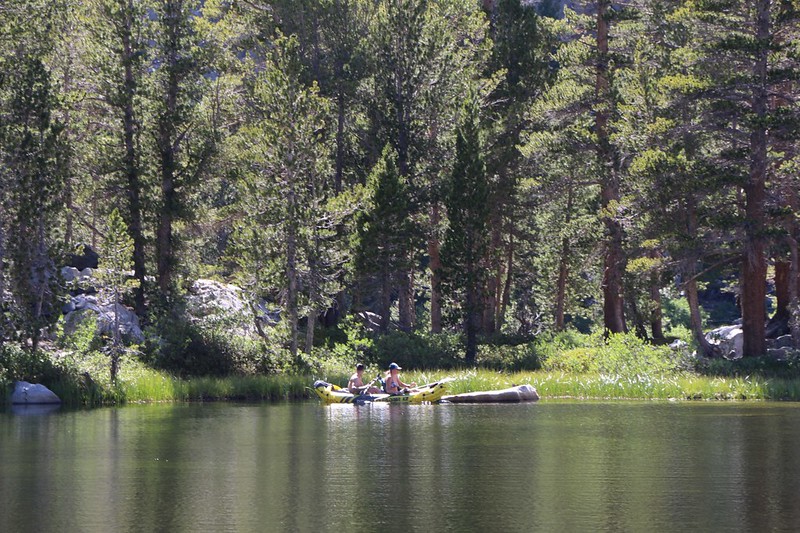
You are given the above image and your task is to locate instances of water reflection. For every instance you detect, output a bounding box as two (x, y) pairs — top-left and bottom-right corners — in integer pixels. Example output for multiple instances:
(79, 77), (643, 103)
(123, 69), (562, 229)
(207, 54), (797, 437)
(9, 404), (62, 416)
(3, 402), (800, 532)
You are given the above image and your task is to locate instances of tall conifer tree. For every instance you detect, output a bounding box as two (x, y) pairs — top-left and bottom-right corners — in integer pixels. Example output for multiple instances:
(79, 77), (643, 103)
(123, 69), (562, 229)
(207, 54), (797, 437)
(442, 96), (490, 364)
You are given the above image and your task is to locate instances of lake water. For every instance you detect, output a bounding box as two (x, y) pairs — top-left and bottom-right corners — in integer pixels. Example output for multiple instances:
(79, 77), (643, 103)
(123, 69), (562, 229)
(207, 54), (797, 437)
(2, 400), (800, 532)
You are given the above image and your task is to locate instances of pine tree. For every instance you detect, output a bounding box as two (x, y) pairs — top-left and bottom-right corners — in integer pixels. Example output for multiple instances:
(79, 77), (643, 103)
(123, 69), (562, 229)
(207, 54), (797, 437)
(231, 35), (335, 364)
(0, 55), (68, 350)
(482, 0), (554, 333)
(441, 96), (490, 364)
(686, 0), (800, 355)
(354, 145), (416, 332)
(81, 0), (151, 316)
(150, 0), (216, 299)
(98, 208), (139, 382)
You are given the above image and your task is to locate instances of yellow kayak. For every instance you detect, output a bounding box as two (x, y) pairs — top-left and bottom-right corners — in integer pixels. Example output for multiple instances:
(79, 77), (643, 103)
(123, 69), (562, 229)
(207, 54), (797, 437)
(311, 379), (448, 404)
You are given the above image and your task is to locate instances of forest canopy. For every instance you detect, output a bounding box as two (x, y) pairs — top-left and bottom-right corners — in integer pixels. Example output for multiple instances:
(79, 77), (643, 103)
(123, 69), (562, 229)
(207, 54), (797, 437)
(1, 0), (799, 376)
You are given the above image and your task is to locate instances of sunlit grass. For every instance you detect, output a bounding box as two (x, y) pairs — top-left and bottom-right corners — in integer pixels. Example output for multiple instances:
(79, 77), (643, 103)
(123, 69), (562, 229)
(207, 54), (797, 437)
(7, 357), (800, 407)
(400, 369), (800, 401)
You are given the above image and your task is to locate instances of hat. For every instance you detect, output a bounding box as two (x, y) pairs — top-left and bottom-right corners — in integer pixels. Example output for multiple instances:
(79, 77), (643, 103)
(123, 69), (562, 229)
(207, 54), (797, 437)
(356, 363), (365, 371)
(388, 362), (401, 370)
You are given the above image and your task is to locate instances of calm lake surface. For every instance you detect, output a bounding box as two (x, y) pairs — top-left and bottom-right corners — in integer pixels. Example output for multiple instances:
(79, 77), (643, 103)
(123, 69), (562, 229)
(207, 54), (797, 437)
(2, 400), (800, 532)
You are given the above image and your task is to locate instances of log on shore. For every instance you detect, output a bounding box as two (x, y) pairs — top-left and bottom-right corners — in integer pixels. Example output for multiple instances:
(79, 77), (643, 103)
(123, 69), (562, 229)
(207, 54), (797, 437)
(442, 384), (539, 403)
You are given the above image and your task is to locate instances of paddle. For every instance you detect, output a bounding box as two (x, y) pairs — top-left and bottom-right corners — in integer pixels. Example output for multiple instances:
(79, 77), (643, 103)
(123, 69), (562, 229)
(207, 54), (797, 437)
(354, 374), (381, 395)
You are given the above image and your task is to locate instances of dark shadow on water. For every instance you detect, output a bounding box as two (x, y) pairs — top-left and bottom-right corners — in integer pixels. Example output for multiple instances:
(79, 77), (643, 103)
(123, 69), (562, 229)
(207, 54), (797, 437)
(9, 403), (62, 416)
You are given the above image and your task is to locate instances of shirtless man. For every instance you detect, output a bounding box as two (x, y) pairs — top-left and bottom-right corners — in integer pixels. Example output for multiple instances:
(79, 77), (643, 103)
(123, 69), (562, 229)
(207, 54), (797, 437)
(384, 362), (417, 395)
(348, 363), (381, 394)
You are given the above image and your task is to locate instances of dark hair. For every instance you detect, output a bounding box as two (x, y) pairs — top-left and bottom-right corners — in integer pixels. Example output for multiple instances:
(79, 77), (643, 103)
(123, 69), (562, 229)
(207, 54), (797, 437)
(356, 363), (365, 371)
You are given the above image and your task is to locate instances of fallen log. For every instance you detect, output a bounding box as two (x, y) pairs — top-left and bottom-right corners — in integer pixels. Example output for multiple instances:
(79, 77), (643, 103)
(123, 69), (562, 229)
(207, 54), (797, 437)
(442, 384), (539, 403)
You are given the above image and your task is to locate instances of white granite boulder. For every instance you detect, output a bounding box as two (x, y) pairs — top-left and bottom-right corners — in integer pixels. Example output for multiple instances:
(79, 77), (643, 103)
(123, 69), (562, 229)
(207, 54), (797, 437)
(185, 279), (255, 335)
(11, 381), (61, 404)
(63, 295), (144, 343)
(705, 325), (744, 359)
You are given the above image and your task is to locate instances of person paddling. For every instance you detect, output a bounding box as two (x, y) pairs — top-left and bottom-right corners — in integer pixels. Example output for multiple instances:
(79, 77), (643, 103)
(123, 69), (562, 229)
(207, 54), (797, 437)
(384, 362), (416, 395)
(348, 363), (381, 394)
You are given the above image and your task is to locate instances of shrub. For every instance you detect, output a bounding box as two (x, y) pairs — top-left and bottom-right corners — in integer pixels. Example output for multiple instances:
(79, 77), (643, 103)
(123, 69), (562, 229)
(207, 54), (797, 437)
(366, 331), (463, 369)
(540, 331), (687, 377)
(476, 342), (540, 371)
(0, 344), (76, 384)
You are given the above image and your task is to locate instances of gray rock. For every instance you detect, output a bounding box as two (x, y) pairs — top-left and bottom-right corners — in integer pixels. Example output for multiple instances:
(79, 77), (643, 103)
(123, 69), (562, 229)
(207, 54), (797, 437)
(63, 297), (144, 343)
(766, 347), (791, 361)
(185, 279), (254, 335)
(775, 335), (794, 349)
(705, 325), (743, 359)
(72, 294), (99, 311)
(11, 381), (61, 405)
(61, 266), (80, 282)
(96, 302), (144, 343)
(61, 299), (76, 314)
(79, 267), (94, 280)
(669, 339), (688, 350)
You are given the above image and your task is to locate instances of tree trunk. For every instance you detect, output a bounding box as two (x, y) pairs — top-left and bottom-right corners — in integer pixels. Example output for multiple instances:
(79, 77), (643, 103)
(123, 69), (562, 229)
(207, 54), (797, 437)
(305, 311), (316, 354)
(596, 0), (626, 334)
(498, 230), (513, 330)
(684, 197), (715, 356)
(0, 225), (4, 339)
(398, 266), (415, 331)
(335, 88), (345, 194)
(428, 204), (442, 333)
(788, 235), (800, 348)
(121, 6), (147, 316)
(287, 187), (299, 361)
(555, 238), (570, 331)
(379, 266), (391, 332)
(465, 275), (479, 364)
(686, 276), (716, 357)
(483, 220), (501, 334)
(650, 273), (664, 340)
(554, 185), (574, 331)
(156, 0), (181, 298)
(741, 0), (770, 357)
(774, 259), (790, 320)
(157, 153), (176, 295)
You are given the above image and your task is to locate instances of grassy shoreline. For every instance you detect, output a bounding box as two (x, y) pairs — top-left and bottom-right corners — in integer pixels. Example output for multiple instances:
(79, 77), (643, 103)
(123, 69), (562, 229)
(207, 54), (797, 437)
(5, 368), (800, 407)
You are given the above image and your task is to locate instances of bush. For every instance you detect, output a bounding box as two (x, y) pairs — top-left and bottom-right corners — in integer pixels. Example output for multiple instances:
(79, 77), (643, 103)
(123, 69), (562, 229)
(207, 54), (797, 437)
(476, 342), (540, 371)
(0, 343), (77, 385)
(147, 311), (273, 377)
(366, 331), (463, 369)
(694, 351), (800, 379)
(540, 331), (688, 376)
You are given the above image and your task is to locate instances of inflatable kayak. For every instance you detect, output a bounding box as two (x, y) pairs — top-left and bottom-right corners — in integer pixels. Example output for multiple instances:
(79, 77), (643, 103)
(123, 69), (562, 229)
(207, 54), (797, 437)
(312, 379), (448, 404)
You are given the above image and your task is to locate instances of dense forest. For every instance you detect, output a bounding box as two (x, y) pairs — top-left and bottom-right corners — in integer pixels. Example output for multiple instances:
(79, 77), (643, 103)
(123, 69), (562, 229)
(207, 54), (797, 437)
(1, 0), (799, 379)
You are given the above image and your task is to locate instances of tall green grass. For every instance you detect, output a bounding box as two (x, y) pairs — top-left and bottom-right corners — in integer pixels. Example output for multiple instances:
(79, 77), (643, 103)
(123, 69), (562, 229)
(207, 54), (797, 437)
(6, 366), (800, 405)
(402, 369), (800, 401)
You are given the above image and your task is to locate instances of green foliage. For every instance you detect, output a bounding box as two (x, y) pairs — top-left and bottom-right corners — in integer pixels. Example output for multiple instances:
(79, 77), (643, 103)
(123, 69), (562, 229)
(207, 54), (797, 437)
(366, 331), (464, 370)
(441, 94), (490, 362)
(540, 331), (688, 376)
(146, 311), (271, 377)
(476, 343), (540, 372)
(353, 145), (417, 330)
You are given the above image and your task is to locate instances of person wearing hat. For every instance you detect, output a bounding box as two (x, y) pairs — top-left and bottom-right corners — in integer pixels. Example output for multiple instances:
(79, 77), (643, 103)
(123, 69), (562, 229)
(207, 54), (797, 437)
(384, 362), (416, 395)
(348, 363), (381, 394)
